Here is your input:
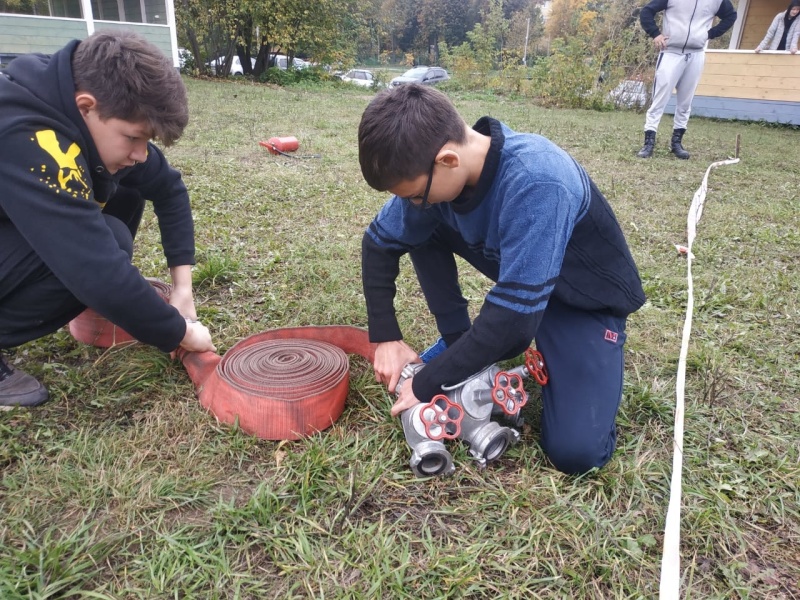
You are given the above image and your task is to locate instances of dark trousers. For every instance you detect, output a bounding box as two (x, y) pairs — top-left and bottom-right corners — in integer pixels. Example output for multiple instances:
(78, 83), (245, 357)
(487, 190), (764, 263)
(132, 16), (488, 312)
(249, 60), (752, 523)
(409, 225), (628, 475)
(0, 187), (144, 349)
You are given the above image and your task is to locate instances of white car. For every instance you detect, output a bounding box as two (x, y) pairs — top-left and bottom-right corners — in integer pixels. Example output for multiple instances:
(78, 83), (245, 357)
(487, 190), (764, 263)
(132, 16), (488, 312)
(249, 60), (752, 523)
(207, 55), (256, 76)
(178, 47), (193, 70)
(271, 54), (309, 70)
(340, 69), (375, 87)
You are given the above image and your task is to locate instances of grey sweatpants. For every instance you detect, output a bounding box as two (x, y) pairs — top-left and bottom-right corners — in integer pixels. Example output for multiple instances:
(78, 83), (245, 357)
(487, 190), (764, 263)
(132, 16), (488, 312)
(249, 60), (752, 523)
(644, 49), (706, 132)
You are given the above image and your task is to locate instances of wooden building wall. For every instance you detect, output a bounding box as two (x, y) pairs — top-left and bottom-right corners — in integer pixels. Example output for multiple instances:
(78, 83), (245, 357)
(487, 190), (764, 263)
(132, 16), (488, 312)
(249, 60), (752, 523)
(697, 50), (800, 102)
(0, 17), (172, 62)
(667, 50), (800, 125)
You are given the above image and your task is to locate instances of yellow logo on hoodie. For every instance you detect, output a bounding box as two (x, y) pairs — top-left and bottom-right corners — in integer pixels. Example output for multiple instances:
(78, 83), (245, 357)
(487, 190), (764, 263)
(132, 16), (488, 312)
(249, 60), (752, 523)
(34, 130), (90, 200)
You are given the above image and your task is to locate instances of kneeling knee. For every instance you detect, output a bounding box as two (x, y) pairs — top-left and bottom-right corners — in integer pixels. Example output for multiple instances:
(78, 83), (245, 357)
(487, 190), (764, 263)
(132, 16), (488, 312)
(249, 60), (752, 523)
(542, 436), (615, 475)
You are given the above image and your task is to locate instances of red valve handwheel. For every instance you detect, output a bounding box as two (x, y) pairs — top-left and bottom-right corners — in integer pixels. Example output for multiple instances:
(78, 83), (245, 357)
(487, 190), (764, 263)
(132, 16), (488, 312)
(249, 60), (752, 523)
(491, 371), (528, 415)
(524, 348), (549, 385)
(420, 394), (463, 441)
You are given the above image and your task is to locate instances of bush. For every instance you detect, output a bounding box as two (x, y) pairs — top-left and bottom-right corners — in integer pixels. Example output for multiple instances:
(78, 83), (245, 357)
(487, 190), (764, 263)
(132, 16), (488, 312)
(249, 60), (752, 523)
(257, 66), (325, 86)
(529, 39), (602, 108)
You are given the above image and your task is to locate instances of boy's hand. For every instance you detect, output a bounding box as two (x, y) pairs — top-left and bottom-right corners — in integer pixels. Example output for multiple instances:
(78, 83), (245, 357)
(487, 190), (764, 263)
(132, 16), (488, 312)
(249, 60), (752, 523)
(180, 320), (216, 353)
(373, 340), (420, 393)
(653, 34), (668, 50)
(391, 380), (421, 417)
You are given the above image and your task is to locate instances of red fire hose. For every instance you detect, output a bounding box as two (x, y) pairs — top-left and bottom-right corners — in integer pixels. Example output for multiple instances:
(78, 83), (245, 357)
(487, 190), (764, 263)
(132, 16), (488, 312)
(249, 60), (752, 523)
(68, 279), (380, 439)
(177, 326), (375, 440)
(70, 292), (377, 439)
(68, 278), (172, 347)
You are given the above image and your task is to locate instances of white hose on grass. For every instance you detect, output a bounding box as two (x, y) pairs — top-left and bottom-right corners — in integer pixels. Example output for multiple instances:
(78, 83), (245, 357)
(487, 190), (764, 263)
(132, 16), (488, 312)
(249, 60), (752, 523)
(659, 157), (740, 599)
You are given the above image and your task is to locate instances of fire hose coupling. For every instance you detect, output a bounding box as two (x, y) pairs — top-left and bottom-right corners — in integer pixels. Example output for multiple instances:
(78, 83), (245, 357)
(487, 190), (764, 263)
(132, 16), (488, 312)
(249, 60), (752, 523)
(397, 363), (463, 477)
(395, 348), (547, 476)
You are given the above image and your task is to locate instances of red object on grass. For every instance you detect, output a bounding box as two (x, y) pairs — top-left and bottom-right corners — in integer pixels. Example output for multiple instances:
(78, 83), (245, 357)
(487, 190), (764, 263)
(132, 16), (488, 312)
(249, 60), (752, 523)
(178, 325), (376, 441)
(259, 136), (299, 155)
(68, 278), (171, 348)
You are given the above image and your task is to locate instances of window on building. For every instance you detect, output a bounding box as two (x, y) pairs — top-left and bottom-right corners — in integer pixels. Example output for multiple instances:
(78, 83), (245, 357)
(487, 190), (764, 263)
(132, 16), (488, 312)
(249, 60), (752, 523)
(0, 0), (81, 18)
(0, 0), (167, 23)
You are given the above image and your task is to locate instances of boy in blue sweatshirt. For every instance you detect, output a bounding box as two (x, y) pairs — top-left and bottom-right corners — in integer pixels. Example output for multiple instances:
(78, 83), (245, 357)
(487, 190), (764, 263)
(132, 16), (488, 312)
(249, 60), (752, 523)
(0, 31), (215, 409)
(358, 84), (645, 474)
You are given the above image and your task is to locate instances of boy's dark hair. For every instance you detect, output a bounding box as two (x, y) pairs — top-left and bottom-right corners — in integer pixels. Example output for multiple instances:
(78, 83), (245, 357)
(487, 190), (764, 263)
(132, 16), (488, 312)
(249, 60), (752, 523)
(72, 30), (188, 146)
(358, 84), (467, 191)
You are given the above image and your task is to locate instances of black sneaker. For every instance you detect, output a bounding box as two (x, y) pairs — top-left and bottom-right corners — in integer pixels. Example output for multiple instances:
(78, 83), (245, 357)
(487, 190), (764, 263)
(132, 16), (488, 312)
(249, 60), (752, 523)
(0, 355), (49, 409)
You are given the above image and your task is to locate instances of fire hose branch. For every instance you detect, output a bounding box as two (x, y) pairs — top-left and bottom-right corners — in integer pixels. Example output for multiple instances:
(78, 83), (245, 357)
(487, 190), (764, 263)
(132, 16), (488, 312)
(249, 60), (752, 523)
(489, 371), (528, 416)
(523, 348), (549, 385)
(397, 348), (547, 476)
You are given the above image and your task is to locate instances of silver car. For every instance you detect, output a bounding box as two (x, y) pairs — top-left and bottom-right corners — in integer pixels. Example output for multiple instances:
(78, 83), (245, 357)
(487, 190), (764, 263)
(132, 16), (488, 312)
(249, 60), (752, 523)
(390, 66), (450, 87)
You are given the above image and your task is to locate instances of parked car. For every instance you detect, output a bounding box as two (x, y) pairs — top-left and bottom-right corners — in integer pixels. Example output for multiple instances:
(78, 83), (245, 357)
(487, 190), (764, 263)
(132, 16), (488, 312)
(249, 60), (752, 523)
(390, 66), (450, 87)
(607, 79), (648, 108)
(271, 54), (309, 70)
(206, 55), (256, 76)
(339, 69), (376, 88)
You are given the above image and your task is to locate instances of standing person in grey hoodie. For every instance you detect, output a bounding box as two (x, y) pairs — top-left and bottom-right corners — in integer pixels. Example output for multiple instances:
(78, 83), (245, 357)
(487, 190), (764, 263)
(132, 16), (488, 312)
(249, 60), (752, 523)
(636, 0), (737, 159)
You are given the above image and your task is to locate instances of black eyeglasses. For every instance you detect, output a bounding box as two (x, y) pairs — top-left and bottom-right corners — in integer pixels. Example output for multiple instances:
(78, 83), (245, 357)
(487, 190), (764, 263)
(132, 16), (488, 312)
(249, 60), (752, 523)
(403, 160), (435, 209)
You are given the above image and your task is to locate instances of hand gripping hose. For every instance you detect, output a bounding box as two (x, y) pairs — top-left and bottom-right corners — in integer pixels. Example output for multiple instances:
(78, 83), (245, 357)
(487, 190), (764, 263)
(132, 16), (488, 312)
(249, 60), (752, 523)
(177, 326), (376, 440)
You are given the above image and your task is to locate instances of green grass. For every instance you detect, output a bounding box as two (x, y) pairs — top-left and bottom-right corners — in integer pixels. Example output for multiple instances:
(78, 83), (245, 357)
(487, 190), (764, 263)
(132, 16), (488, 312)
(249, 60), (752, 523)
(1, 78), (798, 598)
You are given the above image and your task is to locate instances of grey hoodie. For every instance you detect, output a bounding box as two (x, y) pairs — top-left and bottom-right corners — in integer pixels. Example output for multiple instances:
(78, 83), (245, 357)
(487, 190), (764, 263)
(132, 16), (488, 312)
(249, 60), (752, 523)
(640, 0), (738, 54)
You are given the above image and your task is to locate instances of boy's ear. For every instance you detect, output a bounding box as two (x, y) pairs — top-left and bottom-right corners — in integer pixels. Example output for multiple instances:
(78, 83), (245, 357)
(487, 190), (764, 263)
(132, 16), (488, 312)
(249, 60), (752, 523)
(436, 148), (461, 169)
(74, 92), (99, 117)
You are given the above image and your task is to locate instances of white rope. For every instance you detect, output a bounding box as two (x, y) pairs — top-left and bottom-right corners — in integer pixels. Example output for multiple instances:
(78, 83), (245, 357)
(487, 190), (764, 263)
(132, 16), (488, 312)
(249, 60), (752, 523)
(659, 157), (740, 599)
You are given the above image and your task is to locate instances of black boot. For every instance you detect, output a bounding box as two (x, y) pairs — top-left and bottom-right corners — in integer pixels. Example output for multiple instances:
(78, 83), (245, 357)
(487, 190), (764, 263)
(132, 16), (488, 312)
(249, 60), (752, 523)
(636, 130), (656, 158)
(671, 128), (690, 160)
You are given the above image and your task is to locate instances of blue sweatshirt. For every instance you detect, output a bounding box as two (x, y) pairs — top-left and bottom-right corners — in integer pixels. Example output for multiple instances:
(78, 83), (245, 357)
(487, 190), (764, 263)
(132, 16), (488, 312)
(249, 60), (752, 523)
(362, 118), (645, 401)
(0, 41), (192, 352)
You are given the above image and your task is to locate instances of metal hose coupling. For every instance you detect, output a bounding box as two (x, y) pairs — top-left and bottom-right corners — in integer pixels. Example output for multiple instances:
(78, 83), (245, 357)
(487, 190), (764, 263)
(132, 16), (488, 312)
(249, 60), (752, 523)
(441, 365), (526, 469)
(397, 363), (463, 477)
(396, 348), (548, 476)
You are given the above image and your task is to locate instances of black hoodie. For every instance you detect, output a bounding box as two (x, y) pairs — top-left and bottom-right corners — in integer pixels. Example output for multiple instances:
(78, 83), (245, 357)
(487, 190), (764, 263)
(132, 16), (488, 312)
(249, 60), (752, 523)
(0, 40), (192, 352)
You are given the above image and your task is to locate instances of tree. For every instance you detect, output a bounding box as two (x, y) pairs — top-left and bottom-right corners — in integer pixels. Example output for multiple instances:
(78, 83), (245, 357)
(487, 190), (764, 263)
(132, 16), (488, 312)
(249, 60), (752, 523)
(545, 0), (597, 40)
(176, 0), (243, 76)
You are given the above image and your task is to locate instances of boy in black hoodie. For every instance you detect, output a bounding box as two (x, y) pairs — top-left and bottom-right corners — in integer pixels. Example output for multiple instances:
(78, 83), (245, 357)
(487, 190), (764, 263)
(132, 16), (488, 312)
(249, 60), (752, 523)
(0, 30), (215, 408)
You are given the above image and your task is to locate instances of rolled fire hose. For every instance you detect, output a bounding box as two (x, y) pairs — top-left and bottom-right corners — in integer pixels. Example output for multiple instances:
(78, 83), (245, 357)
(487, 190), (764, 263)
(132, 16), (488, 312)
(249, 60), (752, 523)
(68, 279), (376, 439)
(177, 326), (375, 440)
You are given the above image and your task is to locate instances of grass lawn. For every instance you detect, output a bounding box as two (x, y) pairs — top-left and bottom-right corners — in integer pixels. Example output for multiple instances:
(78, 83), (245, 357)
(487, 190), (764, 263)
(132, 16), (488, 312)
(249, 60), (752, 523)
(1, 78), (798, 599)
